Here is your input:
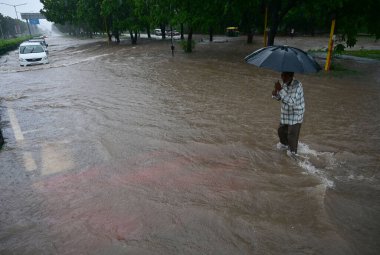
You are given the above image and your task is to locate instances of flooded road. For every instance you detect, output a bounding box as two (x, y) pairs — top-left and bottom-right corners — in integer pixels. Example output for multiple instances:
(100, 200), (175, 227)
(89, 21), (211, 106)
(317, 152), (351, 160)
(1, 35), (380, 254)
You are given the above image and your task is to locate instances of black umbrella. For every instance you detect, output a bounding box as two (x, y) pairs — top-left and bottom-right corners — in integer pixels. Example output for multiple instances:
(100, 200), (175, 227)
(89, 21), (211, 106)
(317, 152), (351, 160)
(245, 45), (321, 73)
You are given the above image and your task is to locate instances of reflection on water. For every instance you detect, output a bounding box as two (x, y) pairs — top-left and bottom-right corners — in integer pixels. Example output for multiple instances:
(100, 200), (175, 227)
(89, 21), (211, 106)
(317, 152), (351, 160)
(0, 35), (379, 254)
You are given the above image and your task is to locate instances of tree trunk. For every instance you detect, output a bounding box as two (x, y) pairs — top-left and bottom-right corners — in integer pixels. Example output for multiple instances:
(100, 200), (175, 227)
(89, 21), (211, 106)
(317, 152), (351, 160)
(180, 23), (184, 40)
(146, 25), (151, 38)
(267, 0), (299, 46)
(0, 114), (3, 148)
(130, 31), (137, 45)
(187, 27), (193, 53)
(160, 24), (166, 39)
(107, 31), (112, 42)
(268, 3), (281, 46)
(247, 28), (254, 44)
(114, 31), (120, 43)
(310, 24), (315, 36)
(133, 31), (138, 44)
(0, 129), (3, 148)
(0, 121), (3, 148)
(209, 27), (213, 42)
(129, 31), (133, 43)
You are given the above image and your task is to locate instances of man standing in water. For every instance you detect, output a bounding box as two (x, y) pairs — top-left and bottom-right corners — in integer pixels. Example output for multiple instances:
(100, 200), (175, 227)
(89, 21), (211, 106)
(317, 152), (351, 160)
(272, 72), (305, 156)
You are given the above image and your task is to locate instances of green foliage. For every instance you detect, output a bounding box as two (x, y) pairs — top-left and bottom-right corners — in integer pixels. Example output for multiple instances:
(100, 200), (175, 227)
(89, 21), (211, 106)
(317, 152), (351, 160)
(179, 39), (195, 53)
(77, 0), (103, 32)
(282, 1), (330, 36)
(328, 62), (360, 77)
(0, 13), (29, 37)
(331, 0), (379, 47)
(39, 0), (380, 48)
(343, 50), (380, 60)
(41, 0), (78, 25)
(366, 0), (380, 39)
(333, 43), (345, 55)
(0, 36), (31, 55)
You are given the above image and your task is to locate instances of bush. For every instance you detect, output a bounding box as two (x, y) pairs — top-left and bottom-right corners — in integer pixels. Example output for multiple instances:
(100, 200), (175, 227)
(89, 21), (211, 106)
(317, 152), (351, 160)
(0, 36), (32, 56)
(179, 39), (196, 53)
(333, 43), (345, 55)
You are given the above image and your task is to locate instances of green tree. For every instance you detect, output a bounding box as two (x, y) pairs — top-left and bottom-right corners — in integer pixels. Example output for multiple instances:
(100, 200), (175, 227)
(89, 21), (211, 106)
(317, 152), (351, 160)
(134, 0), (154, 38)
(0, 14), (28, 38)
(41, 0), (79, 34)
(227, 0), (260, 43)
(282, 1), (328, 36)
(175, 0), (207, 52)
(40, 0), (380, 49)
(263, 0), (380, 47)
(101, 0), (123, 42)
(264, 0), (302, 46)
(334, 0), (380, 47)
(150, 0), (172, 39)
(198, 0), (228, 42)
(77, 0), (103, 36)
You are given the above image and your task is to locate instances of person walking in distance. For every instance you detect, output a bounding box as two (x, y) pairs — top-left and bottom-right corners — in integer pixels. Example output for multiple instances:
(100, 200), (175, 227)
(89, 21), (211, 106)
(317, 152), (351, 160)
(272, 72), (305, 156)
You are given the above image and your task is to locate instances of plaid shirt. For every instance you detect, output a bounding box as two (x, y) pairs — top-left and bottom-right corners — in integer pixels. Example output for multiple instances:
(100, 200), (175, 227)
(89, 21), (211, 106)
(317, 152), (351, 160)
(274, 79), (305, 125)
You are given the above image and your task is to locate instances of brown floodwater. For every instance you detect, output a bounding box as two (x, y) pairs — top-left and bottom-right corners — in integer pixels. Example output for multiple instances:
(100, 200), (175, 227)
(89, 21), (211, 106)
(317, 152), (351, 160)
(0, 35), (379, 254)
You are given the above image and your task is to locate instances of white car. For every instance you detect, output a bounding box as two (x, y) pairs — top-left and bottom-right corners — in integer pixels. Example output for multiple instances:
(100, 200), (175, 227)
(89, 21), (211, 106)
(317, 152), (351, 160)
(29, 38), (48, 47)
(166, 30), (180, 36)
(18, 42), (49, 67)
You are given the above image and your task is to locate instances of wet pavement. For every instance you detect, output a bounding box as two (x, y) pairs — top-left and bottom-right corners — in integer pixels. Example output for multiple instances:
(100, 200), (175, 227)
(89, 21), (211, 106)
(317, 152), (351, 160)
(0, 34), (380, 254)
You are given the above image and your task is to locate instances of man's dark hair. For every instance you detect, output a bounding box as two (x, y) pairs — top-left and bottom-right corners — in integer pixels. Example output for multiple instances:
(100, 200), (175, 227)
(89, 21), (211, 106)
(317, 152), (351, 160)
(282, 72), (294, 76)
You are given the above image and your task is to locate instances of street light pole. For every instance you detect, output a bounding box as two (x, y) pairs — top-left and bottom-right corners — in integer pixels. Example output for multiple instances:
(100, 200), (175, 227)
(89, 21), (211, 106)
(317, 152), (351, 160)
(0, 2), (27, 33)
(0, 2), (27, 19)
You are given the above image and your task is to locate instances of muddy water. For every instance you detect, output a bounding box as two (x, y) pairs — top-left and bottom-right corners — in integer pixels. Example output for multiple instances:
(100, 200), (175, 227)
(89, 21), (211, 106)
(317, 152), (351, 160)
(0, 35), (379, 254)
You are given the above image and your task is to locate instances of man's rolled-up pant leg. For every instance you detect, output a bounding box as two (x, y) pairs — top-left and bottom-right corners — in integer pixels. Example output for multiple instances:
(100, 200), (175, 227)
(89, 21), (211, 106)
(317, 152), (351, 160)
(278, 124), (289, 146)
(288, 123), (301, 153)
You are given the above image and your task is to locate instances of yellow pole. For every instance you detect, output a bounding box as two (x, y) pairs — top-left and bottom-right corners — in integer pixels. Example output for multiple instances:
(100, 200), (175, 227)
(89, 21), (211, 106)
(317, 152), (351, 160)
(325, 19), (336, 71)
(264, 6), (268, 47)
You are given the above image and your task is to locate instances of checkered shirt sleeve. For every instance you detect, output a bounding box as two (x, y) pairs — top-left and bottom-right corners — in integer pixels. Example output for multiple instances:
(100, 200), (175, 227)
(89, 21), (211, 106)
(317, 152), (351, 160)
(278, 80), (305, 125)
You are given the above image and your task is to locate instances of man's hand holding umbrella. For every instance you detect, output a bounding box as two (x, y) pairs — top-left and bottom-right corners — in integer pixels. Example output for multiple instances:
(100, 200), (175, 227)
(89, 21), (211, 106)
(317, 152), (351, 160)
(272, 80), (282, 96)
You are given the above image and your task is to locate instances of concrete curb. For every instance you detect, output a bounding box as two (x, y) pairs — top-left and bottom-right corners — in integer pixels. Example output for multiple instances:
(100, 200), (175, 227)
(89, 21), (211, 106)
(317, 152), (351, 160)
(310, 52), (379, 63)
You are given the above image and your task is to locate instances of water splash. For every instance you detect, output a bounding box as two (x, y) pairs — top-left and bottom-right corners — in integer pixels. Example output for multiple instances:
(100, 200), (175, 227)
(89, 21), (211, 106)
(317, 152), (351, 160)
(0, 94), (27, 101)
(298, 160), (335, 188)
(296, 142), (336, 188)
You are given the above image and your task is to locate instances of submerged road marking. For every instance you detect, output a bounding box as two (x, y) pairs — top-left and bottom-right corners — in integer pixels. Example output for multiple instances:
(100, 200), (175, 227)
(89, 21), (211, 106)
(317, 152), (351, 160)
(7, 106), (24, 141)
(23, 152), (37, 171)
(41, 143), (74, 176)
(7, 104), (37, 171)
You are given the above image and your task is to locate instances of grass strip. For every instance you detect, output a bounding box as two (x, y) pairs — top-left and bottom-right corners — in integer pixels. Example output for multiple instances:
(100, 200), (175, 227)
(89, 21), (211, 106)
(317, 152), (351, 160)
(0, 36), (32, 56)
(343, 50), (380, 60)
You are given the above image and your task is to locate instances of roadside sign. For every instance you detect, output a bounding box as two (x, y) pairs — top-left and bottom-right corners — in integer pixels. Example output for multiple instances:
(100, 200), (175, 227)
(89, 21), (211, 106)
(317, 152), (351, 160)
(29, 19), (40, 25)
(21, 13), (45, 20)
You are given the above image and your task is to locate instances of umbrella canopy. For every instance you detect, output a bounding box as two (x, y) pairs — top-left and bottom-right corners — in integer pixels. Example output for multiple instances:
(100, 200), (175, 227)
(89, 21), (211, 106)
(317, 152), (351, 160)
(245, 45), (321, 73)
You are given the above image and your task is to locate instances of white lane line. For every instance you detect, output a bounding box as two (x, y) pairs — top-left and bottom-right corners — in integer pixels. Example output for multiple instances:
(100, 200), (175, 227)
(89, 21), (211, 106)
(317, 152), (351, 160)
(7, 106), (24, 141)
(7, 104), (37, 171)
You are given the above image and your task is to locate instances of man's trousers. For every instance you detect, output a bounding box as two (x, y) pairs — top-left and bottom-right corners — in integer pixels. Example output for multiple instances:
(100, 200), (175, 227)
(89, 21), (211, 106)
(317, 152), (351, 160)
(278, 123), (302, 153)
